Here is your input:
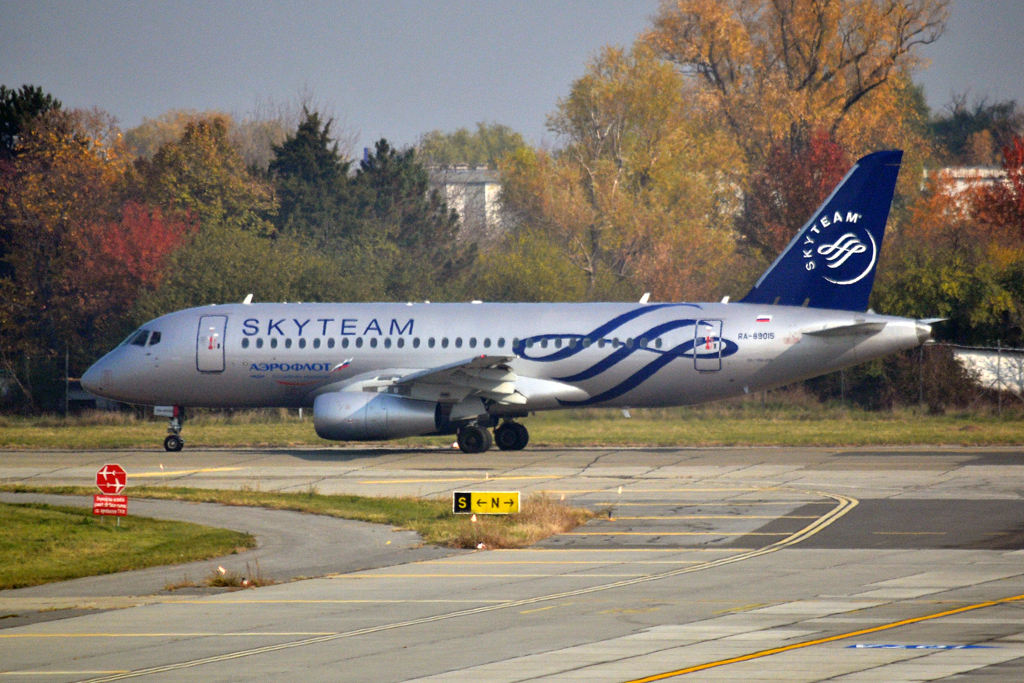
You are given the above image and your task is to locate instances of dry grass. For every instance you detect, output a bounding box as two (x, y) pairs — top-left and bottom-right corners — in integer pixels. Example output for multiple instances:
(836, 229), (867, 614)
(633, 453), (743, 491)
(447, 494), (599, 549)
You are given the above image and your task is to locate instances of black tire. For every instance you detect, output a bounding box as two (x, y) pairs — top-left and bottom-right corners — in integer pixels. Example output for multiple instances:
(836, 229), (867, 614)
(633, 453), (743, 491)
(512, 422), (529, 450)
(164, 434), (184, 452)
(457, 425), (488, 454)
(494, 424), (519, 451)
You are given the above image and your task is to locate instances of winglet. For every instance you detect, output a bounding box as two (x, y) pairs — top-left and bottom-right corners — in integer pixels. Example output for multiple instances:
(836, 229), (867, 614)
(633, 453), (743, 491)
(740, 150), (903, 312)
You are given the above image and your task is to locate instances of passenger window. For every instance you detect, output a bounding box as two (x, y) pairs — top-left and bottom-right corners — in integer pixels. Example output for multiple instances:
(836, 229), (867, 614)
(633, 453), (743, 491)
(413, 338), (421, 348)
(271, 338), (278, 349)
(483, 338), (491, 348)
(298, 338), (306, 349)
(469, 338), (476, 348)
(569, 338), (577, 348)
(384, 338), (392, 349)
(328, 338), (335, 349)
(241, 338), (249, 349)
(583, 338), (592, 348)
(355, 338), (363, 348)
(256, 338), (264, 349)
(655, 338), (663, 348)
(285, 338), (293, 349)
(441, 338), (449, 348)
(370, 338), (378, 348)
(498, 338), (505, 348)
(511, 338), (519, 348)
(540, 339), (548, 348)
(455, 337), (463, 348)
(626, 338), (633, 349)
(526, 340), (534, 348)
(428, 338), (435, 348)
(131, 331), (149, 347)
(639, 337), (648, 348)
(613, 338), (620, 348)
(313, 338), (321, 349)
(598, 339), (606, 348)
(397, 338), (405, 348)
(149, 331), (161, 346)
(554, 338), (561, 348)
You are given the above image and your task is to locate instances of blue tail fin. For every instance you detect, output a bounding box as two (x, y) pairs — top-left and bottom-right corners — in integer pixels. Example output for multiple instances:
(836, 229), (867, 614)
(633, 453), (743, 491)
(740, 150), (903, 312)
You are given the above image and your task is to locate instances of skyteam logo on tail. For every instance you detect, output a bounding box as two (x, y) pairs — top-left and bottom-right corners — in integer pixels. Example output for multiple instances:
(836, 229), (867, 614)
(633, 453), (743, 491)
(801, 210), (877, 286)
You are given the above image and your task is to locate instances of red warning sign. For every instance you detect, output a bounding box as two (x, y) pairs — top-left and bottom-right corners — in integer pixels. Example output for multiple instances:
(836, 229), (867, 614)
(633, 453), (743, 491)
(93, 495), (128, 516)
(95, 463), (127, 495)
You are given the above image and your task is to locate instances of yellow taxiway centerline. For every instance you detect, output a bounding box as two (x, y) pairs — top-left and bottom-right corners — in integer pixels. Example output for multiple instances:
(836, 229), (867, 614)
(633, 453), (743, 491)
(621, 591), (1024, 683)
(129, 467), (241, 478)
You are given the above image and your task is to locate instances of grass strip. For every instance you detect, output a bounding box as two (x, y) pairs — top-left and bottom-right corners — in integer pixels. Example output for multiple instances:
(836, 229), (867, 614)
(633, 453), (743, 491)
(0, 502), (254, 590)
(0, 486), (596, 550)
(1, 406), (1022, 448)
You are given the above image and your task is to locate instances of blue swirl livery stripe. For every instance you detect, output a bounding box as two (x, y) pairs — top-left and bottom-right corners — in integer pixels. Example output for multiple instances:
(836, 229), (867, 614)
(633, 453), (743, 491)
(554, 319), (699, 382)
(515, 303), (701, 363)
(558, 337), (739, 407)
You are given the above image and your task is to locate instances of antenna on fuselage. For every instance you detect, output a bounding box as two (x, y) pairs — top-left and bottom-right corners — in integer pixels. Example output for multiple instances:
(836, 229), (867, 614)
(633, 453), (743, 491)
(639, 292), (651, 304)
(242, 293), (253, 305)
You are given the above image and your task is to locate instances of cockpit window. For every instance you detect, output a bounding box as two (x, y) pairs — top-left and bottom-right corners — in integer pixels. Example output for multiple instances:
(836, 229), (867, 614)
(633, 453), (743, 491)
(148, 331), (161, 346)
(130, 331), (150, 347)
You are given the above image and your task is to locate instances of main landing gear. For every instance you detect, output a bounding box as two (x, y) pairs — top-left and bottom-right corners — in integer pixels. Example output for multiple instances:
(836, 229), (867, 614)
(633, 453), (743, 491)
(163, 406), (186, 452)
(456, 420), (529, 454)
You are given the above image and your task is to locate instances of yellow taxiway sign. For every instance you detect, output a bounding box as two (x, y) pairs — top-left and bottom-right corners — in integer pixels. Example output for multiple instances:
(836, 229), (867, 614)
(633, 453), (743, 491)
(453, 491), (520, 514)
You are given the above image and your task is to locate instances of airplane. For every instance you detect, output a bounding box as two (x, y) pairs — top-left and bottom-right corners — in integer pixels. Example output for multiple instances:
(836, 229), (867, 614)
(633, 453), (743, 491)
(82, 150), (935, 453)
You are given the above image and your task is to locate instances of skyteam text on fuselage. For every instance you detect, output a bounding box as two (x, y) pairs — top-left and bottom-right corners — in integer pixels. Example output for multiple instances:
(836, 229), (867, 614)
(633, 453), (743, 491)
(83, 150), (934, 453)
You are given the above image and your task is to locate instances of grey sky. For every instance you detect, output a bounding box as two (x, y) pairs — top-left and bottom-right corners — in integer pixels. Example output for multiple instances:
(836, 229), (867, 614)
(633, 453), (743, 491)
(2, 1), (1022, 154)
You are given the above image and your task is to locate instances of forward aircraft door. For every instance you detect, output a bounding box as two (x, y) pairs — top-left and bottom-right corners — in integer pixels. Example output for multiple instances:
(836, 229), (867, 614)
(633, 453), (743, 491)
(197, 315), (227, 373)
(694, 319), (722, 371)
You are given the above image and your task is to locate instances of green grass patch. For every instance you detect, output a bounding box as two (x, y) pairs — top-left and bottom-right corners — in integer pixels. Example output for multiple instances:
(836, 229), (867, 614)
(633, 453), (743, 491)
(0, 502), (255, 590)
(0, 403), (1022, 448)
(0, 487), (596, 550)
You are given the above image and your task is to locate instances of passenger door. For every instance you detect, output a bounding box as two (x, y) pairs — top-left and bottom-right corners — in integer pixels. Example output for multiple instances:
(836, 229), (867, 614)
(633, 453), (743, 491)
(197, 315), (227, 373)
(694, 319), (723, 371)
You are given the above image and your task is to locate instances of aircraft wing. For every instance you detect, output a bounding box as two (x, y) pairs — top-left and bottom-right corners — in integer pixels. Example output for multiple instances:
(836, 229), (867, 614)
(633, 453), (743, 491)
(393, 355), (525, 405)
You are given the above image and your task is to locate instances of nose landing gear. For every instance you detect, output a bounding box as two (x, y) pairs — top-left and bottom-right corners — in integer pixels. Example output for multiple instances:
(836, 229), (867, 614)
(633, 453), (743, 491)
(161, 406), (186, 452)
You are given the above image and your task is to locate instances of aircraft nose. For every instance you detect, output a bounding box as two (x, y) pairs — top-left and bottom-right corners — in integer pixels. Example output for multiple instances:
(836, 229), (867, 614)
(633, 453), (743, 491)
(81, 362), (101, 395)
(81, 359), (114, 397)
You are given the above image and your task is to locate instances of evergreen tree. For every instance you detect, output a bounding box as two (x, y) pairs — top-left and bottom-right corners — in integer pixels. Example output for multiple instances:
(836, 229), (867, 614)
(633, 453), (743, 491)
(269, 109), (353, 248)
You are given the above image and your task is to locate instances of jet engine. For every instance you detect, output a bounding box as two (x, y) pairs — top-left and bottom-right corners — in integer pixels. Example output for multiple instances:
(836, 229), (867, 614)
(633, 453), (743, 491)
(313, 391), (438, 441)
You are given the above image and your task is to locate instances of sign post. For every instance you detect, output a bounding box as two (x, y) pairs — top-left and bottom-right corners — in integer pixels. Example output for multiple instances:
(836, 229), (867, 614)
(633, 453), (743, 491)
(453, 491), (520, 515)
(94, 463), (128, 525)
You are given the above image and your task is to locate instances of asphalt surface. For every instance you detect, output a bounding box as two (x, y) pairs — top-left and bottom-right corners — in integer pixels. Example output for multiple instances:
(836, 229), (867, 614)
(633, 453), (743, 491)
(2, 445), (1024, 682)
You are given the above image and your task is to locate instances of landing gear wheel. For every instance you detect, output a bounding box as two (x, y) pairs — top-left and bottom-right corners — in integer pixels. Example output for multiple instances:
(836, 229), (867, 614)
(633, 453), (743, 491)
(495, 422), (529, 451)
(457, 425), (490, 454)
(164, 434), (184, 452)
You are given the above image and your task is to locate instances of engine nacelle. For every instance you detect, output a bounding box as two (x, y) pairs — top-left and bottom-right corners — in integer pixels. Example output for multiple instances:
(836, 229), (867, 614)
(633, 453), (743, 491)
(313, 392), (438, 441)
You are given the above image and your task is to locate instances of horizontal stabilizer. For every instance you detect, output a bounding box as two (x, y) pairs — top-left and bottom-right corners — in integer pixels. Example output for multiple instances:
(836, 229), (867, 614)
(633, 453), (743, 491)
(802, 321), (887, 337)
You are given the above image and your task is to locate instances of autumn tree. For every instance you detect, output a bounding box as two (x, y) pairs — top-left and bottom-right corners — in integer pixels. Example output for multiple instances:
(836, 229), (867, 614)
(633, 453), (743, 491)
(739, 130), (851, 257)
(418, 122), (527, 168)
(644, 0), (947, 163)
(930, 96), (1024, 166)
(0, 108), (190, 408)
(499, 45), (743, 301)
(131, 114), (277, 234)
(872, 140), (1024, 346)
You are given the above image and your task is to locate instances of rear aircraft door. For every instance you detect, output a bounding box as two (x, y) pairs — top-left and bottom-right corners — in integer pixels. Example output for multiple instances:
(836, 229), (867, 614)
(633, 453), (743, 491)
(694, 319), (723, 371)
(197, 315), (227, 373)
